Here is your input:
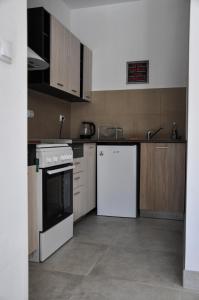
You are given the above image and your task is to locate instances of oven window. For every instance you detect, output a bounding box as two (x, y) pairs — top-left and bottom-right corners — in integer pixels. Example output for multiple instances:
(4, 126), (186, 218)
(43, 166), (73, 232)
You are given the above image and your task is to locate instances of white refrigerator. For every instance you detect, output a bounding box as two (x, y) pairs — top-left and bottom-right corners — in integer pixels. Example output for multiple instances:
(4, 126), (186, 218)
(97, 145), (137, 218)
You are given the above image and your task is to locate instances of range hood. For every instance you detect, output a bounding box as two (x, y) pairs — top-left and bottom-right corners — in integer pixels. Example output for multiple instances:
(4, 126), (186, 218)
(28, 47), (49, 71)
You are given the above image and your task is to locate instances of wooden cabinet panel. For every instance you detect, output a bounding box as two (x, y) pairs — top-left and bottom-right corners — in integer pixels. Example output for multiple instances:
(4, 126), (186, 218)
(50, 16), (68, 92)
(29, 7), (91, 102)
(73, 144), (96, 222)
(69, 33), (80, 97)
(84, 144), (96, 212)
(28, 166), (38, 255)
(140, 143), (186, 218)
(83, 45), (92, 101)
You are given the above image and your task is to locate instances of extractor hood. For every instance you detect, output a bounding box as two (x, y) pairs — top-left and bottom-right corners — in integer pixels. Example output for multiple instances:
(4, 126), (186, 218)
(28, 47), (49, 71)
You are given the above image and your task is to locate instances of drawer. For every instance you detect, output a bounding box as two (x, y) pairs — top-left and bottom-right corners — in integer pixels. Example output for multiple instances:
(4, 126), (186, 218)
(73, 172), (85, 189)
(73, 157), (85, 174)
(73, 186), (86, 221)
(73, 189), (81, 221)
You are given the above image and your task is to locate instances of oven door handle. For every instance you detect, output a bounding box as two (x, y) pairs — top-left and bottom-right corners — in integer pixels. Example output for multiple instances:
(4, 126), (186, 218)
(47, 166), (75, 175)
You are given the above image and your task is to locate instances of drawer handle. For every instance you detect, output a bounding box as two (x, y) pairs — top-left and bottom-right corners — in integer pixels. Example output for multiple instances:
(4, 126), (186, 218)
(156, 147), (168, 149)
(72, 89), (77, 93)
(57, 83), (64, 87)
(74, 176), (80, 181)
(74, 191), (80, 196)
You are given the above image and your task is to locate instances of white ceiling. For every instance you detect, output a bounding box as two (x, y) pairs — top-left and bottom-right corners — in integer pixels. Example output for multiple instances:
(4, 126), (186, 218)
(63, 0), (139, 10)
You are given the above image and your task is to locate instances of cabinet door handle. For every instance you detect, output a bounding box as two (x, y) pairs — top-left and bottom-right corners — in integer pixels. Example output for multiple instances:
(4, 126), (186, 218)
(74, 162), (80, 166)
(85, 95), (90, 99)
(156, 146), (168, 149)
(57, 83), (64, 87)
(71, 89), (77, 93)
(74, 176), (80, 181)
(74, 191), (80, 196)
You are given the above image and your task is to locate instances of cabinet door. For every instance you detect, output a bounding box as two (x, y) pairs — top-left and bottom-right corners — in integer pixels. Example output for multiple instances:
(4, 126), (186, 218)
(166, 143), (186, 213)
(50, 16), (70, 92)
(73, 190), (80, 221)
(28, 166), (37, 255)
(84, 144), (96, 213)
(83, 45), (92, 101)
(69, 33), (80, 97)
(140, 143), (185, 214)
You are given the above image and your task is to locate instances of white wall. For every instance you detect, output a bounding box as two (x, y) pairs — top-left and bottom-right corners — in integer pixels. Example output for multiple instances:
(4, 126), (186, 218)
(28, 0), (71, 29)
(71, 0), (190, 91)
(185, 0), (199, 273)
(0, 0), (27, 299)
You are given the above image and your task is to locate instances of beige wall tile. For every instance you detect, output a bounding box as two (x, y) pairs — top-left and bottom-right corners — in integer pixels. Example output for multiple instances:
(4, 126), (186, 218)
(28, 90), (71, 139)
(28, 87), (186, 141)
(70, 88), (186, 139)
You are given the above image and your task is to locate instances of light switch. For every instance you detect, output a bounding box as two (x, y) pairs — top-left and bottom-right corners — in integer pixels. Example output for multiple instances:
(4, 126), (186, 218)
(0, 39), (13, 64)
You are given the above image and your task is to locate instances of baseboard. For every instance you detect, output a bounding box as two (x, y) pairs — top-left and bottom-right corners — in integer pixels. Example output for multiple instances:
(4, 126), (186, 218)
(183, 270), (199, 290)
(140, 210), (184, 220)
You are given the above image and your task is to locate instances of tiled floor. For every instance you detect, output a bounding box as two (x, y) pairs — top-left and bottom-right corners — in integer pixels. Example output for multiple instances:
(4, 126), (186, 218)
(29, 214), (199, 300)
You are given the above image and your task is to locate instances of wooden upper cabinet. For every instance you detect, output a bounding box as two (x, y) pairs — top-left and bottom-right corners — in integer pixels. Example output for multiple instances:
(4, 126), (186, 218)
(69, 33), (80, 97)
(28, 7), (91, 101)
(140, 143), (186, 218)
(83, 45), (92, 101)
(50, 16), (68, 91)
(50, 17), (80, 96)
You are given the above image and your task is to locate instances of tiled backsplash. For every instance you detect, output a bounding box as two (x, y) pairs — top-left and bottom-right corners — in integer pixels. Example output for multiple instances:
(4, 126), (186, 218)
(70, 88), (187, 139)
(28, 89), (71, 139)
(28, 88), (186, 140)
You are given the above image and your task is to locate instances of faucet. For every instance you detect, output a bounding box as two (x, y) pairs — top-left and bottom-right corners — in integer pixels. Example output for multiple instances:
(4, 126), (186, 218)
(146, 127), (163, 140)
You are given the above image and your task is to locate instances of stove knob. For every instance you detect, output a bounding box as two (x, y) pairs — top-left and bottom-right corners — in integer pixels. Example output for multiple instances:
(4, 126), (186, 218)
(46, 157), (52, 163)
(53, 156), (58, 162)
(60, 155), (66, 161)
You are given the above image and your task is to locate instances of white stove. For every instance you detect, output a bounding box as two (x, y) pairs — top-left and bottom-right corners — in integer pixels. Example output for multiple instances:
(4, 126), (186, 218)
(36, 143), (73, 168)
(30, 143), (74, 262)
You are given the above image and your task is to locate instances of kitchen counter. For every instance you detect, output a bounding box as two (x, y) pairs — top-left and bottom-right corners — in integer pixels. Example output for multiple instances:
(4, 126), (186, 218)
(28, 138), (187, 145)
(71, 138), (187, 144)
(28, 138), (186, 166)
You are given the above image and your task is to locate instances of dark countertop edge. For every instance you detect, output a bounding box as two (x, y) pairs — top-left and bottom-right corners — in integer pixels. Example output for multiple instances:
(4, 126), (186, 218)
(70, 139), (187, 144)
(28, 139), (187, 145)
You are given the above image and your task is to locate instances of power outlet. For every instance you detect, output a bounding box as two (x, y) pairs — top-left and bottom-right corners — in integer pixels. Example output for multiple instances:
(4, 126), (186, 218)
(28, 110), (34, 119)
(59, 114), (65, 122)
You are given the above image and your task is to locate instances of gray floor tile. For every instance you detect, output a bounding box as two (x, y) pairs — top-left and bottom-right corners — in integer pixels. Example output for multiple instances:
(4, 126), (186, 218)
(40, 239), (108, 276)
(90, 247), (183, 288)
(69, 276), (180, 300)
(29, 215), (199, 300)
(180, 290), (199, 300)
(29, 268), (83, 300)
(114, 227), (183, 254)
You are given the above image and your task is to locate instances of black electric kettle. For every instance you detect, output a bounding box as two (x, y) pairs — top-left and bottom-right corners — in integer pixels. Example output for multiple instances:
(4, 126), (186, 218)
(80, 121), (96, 139)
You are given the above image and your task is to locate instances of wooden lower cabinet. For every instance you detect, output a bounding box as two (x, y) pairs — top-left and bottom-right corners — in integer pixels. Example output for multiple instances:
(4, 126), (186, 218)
(140, 143), (186, 219)
(73, 144), (96, 222)
(28, 166), (38, 255)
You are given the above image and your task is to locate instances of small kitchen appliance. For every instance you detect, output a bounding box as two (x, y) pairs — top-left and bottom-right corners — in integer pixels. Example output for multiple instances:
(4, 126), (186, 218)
(80, 121), (96, 139)
(29, 143), (74, 262)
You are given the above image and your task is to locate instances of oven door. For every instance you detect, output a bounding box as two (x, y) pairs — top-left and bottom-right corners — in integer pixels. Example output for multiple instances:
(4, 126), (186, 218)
(42, 164), (74, 232)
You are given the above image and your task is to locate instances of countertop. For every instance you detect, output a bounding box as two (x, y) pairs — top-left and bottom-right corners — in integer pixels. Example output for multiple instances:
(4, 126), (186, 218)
(71, 138), (186, 144)
(28, 138), (186, 145)
(28, 138), (186, 166)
